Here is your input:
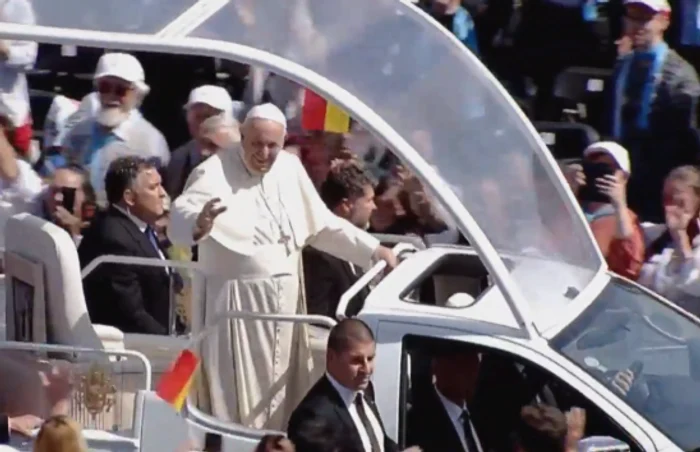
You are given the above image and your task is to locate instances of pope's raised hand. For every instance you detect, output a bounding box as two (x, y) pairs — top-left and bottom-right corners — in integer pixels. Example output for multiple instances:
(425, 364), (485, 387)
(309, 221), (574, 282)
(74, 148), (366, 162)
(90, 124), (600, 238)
(194, 198), (227, 241)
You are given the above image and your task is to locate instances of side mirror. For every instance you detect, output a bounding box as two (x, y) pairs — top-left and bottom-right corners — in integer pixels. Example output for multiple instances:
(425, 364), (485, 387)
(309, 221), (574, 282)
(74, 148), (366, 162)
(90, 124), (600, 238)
(578, 436), (631, 452)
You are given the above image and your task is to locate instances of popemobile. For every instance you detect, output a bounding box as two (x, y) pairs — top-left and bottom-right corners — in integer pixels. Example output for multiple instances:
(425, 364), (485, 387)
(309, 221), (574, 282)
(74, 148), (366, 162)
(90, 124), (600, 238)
(1, 0), (699, 451)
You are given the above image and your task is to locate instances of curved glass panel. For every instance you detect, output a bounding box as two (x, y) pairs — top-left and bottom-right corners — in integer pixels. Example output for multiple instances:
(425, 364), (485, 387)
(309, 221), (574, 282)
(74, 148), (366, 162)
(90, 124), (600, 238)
(190, 0), (602, 305)
(553, 277), (700, 450)
(1, 0), (196, 34)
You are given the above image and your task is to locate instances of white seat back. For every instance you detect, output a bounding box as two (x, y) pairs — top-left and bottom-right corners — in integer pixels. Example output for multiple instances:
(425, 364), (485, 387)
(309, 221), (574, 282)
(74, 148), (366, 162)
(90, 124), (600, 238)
(5, 213), (102, 349)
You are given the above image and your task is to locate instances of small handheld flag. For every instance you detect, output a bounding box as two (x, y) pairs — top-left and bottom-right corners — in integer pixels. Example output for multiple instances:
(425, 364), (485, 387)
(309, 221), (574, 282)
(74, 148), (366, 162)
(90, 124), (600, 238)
(155, 349), (199, 412)
(301, 89), (350, 134)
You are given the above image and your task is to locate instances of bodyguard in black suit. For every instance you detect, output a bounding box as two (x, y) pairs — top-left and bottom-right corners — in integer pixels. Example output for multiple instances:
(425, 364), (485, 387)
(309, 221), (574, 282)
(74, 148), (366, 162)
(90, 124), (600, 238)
(288, 319), (407, 452)
(79, 156), (171, 335)
(302, 162), (376, 317)
(407, 348), (484, 452)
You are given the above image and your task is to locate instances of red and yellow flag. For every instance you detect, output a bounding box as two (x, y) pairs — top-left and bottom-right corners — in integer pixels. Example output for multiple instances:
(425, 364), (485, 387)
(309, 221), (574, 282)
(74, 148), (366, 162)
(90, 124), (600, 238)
(301, 89), (351, 134)
(155, 349), (199, 411)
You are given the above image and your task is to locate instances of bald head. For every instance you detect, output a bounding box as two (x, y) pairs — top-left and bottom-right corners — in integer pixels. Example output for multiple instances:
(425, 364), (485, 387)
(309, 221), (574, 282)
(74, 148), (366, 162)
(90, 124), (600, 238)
(327, 319), (376, 391)
(328, 319), (375, 353)
(240, 103), (287, 174)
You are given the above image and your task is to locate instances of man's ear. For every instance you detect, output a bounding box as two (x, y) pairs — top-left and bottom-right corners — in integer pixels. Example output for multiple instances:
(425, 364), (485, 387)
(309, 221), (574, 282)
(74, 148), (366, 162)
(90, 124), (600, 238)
(123, 188), (136, 207)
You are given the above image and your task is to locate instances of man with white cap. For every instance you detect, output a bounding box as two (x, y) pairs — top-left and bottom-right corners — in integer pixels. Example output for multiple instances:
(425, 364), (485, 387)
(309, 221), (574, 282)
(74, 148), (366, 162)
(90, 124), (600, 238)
(164, 85), (235, 199)
(0, 0), (37, 159)
(61, 52), (170, 205)
(609, 0), (700, 222)
(169, 103), (397, 429)
(563, 141), (645, 279)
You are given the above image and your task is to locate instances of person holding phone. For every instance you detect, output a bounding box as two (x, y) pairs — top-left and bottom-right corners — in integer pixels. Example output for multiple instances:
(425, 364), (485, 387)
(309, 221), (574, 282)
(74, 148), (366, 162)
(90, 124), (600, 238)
(38, 164), (96, 245)
(563, 142), (645, 279)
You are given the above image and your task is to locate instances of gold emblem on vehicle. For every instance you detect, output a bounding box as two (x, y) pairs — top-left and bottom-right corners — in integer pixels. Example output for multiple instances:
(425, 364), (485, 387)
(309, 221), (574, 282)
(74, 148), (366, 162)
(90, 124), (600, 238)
(74, 363), (117, 419)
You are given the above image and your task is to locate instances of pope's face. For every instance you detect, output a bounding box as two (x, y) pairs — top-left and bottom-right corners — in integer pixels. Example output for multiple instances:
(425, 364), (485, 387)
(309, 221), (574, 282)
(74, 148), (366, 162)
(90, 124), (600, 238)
(241, 119), (286, 174)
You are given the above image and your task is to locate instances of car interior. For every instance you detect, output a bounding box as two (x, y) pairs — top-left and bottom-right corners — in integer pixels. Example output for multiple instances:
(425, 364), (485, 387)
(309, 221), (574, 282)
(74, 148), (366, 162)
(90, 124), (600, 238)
(398, 335), (643, 452)
(401, 249), (496, 308)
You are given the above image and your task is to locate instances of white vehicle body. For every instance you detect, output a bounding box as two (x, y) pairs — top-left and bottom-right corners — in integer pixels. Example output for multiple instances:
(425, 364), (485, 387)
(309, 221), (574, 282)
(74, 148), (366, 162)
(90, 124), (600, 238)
(0, 0), (699, 451)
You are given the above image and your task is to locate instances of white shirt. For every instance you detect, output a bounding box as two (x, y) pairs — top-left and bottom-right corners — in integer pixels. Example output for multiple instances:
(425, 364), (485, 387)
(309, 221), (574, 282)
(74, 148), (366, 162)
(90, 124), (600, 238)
(639, 221), (700, 315)
(327, 373), (385, 452)
(434, 386), (482, 452)
(0, 159), (43, 248)
(62, 110), (170, 205)
(0, 0), (37, 127)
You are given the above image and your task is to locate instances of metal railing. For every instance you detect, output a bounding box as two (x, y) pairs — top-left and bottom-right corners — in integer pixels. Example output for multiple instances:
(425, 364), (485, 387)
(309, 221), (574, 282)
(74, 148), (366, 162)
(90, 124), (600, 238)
(0, 341), (152, 433)
(81, 255), (203, 335)
(182, 307), (336, 438)
(336, 242), (418, 320)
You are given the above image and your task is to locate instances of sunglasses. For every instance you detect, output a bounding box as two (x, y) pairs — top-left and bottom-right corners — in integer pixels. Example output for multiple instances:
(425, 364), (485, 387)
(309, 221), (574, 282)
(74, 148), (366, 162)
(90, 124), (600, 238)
(97, 81), (131, 97)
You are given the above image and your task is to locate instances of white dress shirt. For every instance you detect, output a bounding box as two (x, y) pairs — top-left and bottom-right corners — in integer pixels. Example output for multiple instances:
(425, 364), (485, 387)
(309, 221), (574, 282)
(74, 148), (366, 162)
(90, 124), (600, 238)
(327, 373), (385, 452)
(639, 221), (700, 316)
(434, 386), (482, 452)
(0, 0), (37, 127)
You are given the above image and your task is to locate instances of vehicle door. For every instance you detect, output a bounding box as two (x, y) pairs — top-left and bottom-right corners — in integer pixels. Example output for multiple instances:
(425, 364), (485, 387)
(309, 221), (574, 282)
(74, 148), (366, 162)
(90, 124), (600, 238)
(372, 321), (666, 452)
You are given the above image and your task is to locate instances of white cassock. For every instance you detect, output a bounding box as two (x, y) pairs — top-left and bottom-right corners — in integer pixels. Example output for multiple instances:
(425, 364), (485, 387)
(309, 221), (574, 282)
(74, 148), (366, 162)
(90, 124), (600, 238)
(168, 145), (379, 429)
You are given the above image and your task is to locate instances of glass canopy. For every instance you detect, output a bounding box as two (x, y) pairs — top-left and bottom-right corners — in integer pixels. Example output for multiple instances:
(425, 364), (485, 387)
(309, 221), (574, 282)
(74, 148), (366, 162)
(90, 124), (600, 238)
(7, 0), (604, 315)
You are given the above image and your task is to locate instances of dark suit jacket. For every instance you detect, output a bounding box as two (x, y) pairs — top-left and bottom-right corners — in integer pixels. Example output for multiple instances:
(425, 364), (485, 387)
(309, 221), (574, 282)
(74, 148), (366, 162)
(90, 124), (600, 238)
(302, 248), (370, 318)
(78, 206), (171, 334)
(407, 386), (469, 452)
(164, 140), (205, 199)
(288, 376), (399, 452)
(0, 414), (9, 444)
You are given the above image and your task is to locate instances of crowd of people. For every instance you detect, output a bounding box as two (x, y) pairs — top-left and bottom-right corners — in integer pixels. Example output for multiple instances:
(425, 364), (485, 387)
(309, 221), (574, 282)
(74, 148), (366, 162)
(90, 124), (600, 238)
(1, 0), (700, 449)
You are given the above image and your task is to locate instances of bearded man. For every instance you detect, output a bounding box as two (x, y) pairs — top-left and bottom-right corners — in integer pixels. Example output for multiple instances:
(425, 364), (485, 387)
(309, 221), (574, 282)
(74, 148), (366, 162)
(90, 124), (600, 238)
(61, 52), (169, 205)
(168, 103), (396, 430)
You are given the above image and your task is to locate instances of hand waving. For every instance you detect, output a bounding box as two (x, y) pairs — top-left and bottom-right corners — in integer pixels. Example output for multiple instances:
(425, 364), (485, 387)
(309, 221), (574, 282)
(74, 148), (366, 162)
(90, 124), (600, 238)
(9, 414), (43, 437)
(665, 204), (693, 235)
(194, 198), (227, 241)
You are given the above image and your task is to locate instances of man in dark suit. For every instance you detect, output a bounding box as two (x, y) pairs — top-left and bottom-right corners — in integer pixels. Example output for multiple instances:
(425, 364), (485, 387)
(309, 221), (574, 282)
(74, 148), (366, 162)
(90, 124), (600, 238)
(78, 156), (171, 334)
(288, 319), (412, 452)
(407, 347), (484, 452)
(303, 162), (376, 318)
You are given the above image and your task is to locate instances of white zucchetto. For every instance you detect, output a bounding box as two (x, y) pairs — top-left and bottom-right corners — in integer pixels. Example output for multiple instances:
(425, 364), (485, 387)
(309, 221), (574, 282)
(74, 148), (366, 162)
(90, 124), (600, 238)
(244, 103), (287, 130)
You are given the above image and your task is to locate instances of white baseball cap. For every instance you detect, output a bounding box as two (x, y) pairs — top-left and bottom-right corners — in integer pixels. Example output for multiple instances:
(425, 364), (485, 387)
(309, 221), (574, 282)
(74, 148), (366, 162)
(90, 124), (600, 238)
(93, 52), (150, 94)
(624, 0), (671, 12)
(185, 85), (233, 114)
(583, 141), (632, 175)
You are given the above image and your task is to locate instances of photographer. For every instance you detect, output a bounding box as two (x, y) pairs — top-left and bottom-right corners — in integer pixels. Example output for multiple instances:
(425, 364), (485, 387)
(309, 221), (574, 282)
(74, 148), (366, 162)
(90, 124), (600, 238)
(563, 142), (645, 279)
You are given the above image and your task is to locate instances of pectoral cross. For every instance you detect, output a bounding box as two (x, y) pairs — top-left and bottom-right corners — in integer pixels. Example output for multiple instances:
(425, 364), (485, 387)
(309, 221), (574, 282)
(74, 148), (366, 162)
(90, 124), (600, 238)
(279, 234), (292, 256)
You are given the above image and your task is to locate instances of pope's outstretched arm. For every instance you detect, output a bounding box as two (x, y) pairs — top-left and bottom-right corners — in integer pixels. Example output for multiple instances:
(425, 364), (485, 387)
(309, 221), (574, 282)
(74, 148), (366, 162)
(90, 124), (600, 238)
(293, 156), (381, 269)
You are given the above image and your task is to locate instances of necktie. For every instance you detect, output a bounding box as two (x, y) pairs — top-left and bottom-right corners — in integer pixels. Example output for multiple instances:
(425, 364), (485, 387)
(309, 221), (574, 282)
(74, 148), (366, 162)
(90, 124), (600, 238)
(460, 409), (480, 452)
(354, 393), (381, 452)
(144, 226), (162, 255)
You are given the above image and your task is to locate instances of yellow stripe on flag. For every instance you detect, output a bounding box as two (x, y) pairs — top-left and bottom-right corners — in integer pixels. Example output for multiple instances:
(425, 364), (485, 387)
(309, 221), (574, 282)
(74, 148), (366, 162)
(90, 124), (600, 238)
(171, 373), (195, 412)
(324, 103), (350, 133)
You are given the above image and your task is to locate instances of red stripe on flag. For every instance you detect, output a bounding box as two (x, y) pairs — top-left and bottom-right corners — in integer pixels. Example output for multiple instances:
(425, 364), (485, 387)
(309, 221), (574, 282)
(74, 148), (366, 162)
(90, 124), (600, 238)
(302, 89), (327, 131)
(156, 349), (199, 406)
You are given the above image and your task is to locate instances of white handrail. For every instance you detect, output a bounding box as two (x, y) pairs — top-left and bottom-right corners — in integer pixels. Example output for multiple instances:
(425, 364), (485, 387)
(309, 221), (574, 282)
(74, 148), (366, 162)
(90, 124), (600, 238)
(187, 304), (336, 351)
(81, 255), (202, 279)
(335, 242), (418, 320)
(0, 340), (153, 388)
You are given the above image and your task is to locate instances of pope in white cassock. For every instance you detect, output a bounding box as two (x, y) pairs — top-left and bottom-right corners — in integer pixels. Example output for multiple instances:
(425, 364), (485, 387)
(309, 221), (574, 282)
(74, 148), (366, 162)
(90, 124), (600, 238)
(168, 103), (397, 429)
